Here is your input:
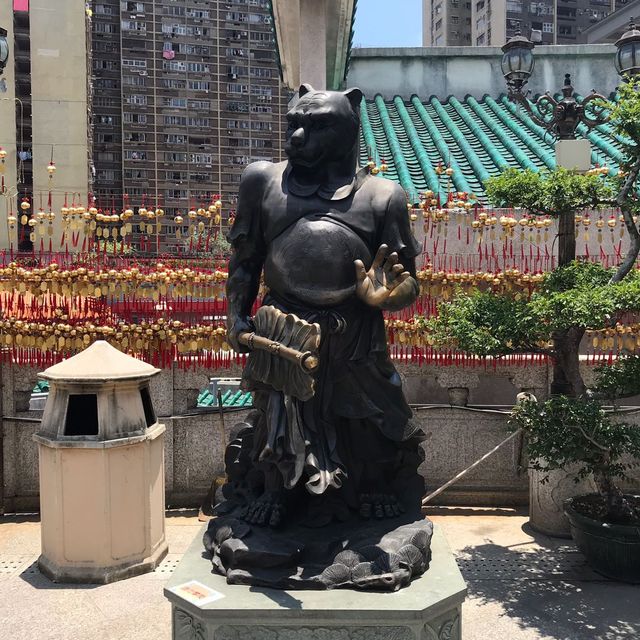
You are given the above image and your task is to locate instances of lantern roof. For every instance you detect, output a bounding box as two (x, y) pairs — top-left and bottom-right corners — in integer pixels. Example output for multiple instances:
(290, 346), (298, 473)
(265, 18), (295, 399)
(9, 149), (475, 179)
(40, 340), (160, 382)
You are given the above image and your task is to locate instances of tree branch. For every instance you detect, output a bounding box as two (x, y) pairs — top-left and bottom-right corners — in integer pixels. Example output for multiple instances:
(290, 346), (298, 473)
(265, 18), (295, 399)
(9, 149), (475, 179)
(610, 158), (640, 284)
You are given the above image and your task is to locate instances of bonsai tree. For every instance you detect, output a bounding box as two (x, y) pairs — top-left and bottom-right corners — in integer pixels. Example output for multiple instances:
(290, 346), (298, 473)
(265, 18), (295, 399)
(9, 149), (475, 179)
(430, 81), (640, 398)
(510, 394), (640, 524)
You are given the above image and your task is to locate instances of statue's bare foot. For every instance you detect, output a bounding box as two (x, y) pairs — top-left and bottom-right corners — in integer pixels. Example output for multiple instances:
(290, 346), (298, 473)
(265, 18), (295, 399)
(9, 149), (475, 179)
(359, 493), (405, 519)
(240, 491), (286, 528)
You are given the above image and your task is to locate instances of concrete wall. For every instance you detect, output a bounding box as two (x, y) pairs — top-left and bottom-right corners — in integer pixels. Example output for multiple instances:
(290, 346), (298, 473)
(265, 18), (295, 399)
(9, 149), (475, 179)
(1, 359), (638, 512)
(347, 45), (618, 100)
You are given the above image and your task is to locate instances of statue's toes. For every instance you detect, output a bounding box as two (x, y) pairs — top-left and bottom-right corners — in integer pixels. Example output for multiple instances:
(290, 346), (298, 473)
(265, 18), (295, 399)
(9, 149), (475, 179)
(269, 505), (283, 528)
(374, 503), (385, 519)
(384, 504), (394, 518)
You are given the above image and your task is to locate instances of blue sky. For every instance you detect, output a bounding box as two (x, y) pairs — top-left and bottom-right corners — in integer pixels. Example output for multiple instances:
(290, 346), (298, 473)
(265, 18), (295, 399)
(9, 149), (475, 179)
(352, 0), (423, 48)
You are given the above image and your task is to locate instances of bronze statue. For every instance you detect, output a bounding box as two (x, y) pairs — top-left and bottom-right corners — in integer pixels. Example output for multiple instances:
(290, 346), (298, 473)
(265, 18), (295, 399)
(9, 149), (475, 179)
(205, 85), (433, 591)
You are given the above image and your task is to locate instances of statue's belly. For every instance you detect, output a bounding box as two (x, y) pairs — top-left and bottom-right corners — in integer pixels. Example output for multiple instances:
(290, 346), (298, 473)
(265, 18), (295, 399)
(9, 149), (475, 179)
(264, 217), (372, 307)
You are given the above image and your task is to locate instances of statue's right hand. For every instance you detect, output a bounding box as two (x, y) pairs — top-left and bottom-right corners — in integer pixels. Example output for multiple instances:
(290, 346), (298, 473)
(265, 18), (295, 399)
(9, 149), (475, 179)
(227, 316), (254, 353)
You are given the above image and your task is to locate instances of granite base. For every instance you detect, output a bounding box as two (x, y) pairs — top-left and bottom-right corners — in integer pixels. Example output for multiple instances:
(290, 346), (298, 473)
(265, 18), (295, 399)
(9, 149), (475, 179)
(165, 523), (466, 639)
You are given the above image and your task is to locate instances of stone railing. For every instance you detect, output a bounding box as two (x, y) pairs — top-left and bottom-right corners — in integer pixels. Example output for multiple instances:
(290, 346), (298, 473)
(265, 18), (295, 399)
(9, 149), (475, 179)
(1, 359), (638, 512)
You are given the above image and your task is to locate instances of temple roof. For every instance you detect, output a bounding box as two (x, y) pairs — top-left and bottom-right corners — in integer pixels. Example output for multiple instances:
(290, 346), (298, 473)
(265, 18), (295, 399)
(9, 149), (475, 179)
(358, 93), (625, 204)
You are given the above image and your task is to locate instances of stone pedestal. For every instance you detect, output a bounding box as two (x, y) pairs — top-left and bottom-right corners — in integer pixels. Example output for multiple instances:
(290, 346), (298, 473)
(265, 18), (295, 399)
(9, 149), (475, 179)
(529, 465), (596, 538)
(165, 523), (466, 640)
(35, 424), (168, 583)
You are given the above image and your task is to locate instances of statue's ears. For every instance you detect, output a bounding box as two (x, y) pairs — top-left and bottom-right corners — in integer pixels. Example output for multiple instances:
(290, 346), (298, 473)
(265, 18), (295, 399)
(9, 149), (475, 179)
(298, 83), (314, 97)
(343, 87), (363, 112)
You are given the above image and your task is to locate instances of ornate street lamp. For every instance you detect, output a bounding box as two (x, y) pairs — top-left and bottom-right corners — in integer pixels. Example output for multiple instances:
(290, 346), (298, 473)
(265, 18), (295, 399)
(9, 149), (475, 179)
(0, 28), (9, 77)
(501, 31), (607, 140)
(615, 19), (640, 78)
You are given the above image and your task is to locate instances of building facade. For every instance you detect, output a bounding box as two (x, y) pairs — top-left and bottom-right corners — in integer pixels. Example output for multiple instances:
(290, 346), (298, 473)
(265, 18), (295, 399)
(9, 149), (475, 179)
(91, 0), (288, 250)
(0, 0), (91, 250)
(423, 0), (631, 47)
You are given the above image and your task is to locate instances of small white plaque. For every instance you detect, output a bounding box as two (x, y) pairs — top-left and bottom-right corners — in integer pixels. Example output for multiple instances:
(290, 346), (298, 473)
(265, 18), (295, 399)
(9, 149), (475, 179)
(169, 580), (226, 607)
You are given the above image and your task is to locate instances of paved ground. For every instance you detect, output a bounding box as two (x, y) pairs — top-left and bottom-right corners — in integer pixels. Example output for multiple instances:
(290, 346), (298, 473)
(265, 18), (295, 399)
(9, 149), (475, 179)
(0, 506), (638, 640)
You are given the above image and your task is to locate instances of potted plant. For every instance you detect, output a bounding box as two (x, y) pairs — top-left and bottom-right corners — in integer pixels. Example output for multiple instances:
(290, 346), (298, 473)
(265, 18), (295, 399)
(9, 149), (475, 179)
(509, 392), (640, 582)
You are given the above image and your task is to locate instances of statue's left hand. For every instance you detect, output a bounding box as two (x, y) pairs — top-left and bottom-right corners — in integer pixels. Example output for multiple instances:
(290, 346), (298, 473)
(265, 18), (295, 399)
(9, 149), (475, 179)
(354, 244), (413, 309)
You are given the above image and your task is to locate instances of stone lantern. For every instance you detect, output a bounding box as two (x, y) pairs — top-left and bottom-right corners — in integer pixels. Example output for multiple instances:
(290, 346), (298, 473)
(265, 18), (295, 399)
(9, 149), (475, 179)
(34, 341), (168, 583)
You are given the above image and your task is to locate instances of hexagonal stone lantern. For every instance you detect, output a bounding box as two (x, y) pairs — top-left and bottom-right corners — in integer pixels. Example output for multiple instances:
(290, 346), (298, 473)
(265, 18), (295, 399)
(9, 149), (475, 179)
(33, 340), (168, 583)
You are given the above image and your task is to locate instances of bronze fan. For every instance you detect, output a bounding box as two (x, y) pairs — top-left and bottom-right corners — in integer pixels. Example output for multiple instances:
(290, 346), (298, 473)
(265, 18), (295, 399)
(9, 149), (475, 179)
(238, 305), (321, 401)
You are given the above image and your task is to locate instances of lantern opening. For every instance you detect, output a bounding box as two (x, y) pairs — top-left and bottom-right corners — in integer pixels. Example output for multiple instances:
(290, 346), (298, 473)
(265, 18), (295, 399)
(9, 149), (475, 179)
(65, 394), (99, 436)
(140, 386), (156, 428)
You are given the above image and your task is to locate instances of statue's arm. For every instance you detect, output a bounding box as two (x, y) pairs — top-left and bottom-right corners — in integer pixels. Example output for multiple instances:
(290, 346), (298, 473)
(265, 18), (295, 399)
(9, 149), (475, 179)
(226, 163), (268, 352)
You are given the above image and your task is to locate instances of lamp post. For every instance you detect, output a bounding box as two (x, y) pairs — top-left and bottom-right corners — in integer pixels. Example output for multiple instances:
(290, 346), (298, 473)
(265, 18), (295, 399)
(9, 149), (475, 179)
(501, 31), (607, 141)
(615, 19), (640, 79)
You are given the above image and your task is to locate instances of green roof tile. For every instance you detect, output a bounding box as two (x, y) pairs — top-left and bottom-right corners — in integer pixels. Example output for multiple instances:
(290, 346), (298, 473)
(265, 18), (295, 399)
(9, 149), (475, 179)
(360, 93), (622, 204)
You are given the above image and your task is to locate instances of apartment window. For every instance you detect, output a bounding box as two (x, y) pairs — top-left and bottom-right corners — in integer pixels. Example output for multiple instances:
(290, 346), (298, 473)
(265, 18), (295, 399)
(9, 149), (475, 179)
(97, 170), (117, 181)
(189, 80), (210, 91)
(124, 169), (147, 180)
(251, 86), (272, 97)
(190, 153), (213, 165)
(96, 151), (117, 162)
(122, 59), (147, 69)
(121, 20), (146, 32)
(434, 3), (442, 12)
(164, 115), (187, 126)
(96, 133), (116, 143)
(94, 22), (116, 34)
(507, 0), (523, 10)
(94, 96), (118, 107)
(122, 1), (144, 11)
(165, 134), (187, 144)
(124, 132), (146, 142)
(451, 0), (459, 5)
(451, 15), (460, 23)
(543, 22), (553, 32)
(94, 59), (119, 71)
(250, 67), (272, 78)
(162, 79), (186, 89)
(188, 117), (209, 127)
(93, 78), (119, 89)
(228, 83), (249, 94)
(162, 23), (187, 36)
(251, 105), (272, 114)
(249, 31), (274, 42)
(124, 150), (147, 160)
(126, 94), (147, 106)
(166, 171), (188, 181)
(189, 100), (211, 110)
(165, 152), (187, 162)
(187, 8), (210, 19)
(187, 62), (210, 73)
(164, 97), (187, 108)
(123, 113), (147, 124)
(96, 4), (116, 15)
(476, 33), (486, 44)
(164, 60), (187, 72)
(97, 115), (118, 126)
(166, 190), (188, 199)
(123, 75), (146, 86)
(227, 101), (249, 112)
(476, 0), (485, 9)
(163, 5), (185, 16)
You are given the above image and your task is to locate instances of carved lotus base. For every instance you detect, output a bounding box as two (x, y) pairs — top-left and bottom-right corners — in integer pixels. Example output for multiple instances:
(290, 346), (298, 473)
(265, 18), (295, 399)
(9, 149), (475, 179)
(165, 523), (466, 640)
(203, 514), (434, 591)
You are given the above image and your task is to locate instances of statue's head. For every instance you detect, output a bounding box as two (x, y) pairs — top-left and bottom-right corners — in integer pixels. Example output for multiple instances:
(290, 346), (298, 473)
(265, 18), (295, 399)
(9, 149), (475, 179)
(284, 84), (363, 170)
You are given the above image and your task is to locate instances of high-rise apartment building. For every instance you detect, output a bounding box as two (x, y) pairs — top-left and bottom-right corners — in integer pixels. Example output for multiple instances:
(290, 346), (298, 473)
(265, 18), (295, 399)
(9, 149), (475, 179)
(423, 0), (630, 47)
(91, 0), (288, 247)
